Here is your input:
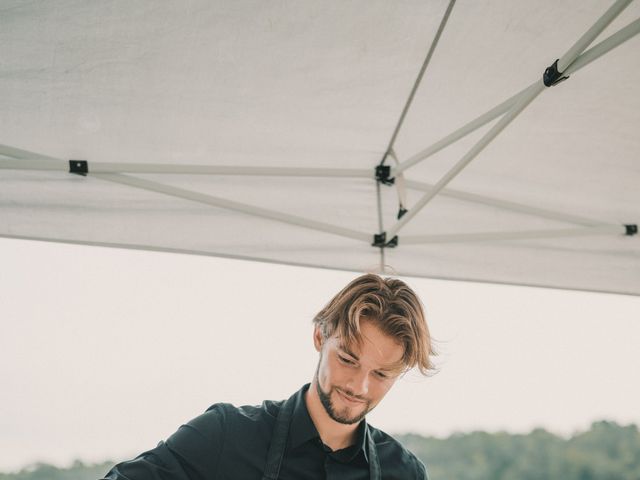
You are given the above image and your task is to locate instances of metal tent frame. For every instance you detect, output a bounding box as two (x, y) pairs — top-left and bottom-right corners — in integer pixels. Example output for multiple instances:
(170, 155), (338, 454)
(1, 0), (638, 294)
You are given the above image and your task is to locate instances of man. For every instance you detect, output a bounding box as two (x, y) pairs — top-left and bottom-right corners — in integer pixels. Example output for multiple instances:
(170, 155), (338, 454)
(103, 273), (434, 479)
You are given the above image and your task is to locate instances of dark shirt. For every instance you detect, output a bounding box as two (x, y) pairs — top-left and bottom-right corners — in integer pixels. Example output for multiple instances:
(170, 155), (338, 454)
(103, 384), (427, 479)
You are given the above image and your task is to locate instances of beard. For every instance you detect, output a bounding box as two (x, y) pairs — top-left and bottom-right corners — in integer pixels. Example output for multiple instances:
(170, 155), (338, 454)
(315, 373), (371, 425)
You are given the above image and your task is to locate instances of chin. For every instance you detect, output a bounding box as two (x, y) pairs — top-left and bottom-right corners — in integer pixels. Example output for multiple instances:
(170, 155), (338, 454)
(331, 388), (370, 423)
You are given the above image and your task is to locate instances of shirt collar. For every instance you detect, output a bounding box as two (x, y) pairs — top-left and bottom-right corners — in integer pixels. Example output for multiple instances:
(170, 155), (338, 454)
(289, 383), (369, 463)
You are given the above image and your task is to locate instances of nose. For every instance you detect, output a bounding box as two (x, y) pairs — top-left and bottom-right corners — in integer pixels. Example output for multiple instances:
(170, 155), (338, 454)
(346, 368), (369, 397)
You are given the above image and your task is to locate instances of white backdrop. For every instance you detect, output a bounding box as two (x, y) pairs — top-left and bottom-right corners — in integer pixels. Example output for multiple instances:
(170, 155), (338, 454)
(1, 237), (639, 471)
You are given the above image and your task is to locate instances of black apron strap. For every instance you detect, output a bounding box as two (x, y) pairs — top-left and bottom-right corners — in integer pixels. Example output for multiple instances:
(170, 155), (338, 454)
(365, 425), (381, 480)
(261, 393), (296, 480)
(262, 389), (381, 480)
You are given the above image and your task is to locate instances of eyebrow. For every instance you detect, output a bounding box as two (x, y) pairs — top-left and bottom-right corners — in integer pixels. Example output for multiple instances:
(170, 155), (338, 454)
(339, 345), (359, 360)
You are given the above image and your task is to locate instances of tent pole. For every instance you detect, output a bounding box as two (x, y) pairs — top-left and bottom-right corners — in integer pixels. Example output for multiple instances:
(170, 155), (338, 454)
(405, 180), (611, 227)
(92, 164), (371, 178)
(382, 0), (457, 159)
(565, 16), (640, 76)
(0, 157), (67, 171)
(375, 180), (385, 273)
(92, 173), (371, 243)
(386, 0), (634, 239)
(0, 157), (371, 178)
(556, 0), (632, 72)
(393, 3), (638, 177)
(387, 84), (542, 240)
(0, 144), (60, 162)
(402, 225), (629, 245)
(392, 92), (522, 176)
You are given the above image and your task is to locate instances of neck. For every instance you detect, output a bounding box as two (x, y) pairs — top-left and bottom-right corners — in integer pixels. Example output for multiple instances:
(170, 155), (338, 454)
(305, 380), (360, 451)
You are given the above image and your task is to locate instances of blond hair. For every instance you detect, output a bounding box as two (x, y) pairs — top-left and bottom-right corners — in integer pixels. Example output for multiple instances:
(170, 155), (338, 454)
(313, 274), (435, 376)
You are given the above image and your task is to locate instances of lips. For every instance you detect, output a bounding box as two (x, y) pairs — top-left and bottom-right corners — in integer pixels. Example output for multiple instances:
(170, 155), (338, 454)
(336, 388), (365, 405)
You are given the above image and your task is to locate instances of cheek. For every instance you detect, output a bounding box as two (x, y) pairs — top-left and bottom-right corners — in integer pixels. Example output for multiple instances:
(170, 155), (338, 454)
(317, 354), (334, 384)
(320, 356), (348, 385)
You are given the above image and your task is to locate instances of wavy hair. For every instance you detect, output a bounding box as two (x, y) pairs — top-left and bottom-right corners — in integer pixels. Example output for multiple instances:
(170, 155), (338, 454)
(313, 274), (435, 376)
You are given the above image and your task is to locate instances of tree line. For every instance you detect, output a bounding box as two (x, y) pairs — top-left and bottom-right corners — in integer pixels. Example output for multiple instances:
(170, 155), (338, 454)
(2, 420), (638, 480)
(398, 420), (640, 480)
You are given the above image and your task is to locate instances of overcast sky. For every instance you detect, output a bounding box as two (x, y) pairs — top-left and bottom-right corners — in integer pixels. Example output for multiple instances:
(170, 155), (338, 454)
(1, 236), (639, 472)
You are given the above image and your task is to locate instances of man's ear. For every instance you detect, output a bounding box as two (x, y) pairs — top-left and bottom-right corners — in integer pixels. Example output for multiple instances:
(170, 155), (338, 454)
(313, 325), (324, 352)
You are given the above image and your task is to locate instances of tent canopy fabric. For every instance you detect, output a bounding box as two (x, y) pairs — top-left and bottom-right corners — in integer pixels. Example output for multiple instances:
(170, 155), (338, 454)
(1, 0), (639, 295)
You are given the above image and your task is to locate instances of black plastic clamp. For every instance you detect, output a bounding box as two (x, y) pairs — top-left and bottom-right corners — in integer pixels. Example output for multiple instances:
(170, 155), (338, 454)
(69, 160), (88, 176)
(625, 224), (638, 236)
(397, 207), (408, 220)
(543, 59), (570, 87)
(375, 165), (394, 186)
(372, 232), (398, 248)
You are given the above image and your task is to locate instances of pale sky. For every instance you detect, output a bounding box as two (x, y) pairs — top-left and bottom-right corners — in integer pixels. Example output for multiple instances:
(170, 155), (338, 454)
(1, 237), (639, 472)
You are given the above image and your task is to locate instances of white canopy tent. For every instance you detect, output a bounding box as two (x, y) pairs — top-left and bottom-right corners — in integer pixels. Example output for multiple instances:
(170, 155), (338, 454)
(1, 0), (639, 295)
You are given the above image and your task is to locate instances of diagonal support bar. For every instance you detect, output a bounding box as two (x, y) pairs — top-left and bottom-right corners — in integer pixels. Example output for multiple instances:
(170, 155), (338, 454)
(387, 84), (542, 239)
(393, 2), (639, 177)
(386, 0), (634, 239)
(564, 16), (640, 76)
(393, 90), (523, 176)
(92, 173), (371, 243)
(383, 0), (457, 158)
(404, 179), (611, 227)
(556, 0), (632, 72)
(401, 225), (629, 245)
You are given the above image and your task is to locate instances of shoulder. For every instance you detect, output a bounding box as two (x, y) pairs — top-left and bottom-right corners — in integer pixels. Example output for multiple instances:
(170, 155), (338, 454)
(165, 399), (283, 465)
(203, 399), (284, 441)
(207, 399), (282, 424)
(368, 425), (428, 480)
(167, 399), (282, 447)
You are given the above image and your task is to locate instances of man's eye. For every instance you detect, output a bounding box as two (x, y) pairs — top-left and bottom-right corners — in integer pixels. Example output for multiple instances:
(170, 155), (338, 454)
(374, 371), (388, 379)
(338, 355), (355, 365)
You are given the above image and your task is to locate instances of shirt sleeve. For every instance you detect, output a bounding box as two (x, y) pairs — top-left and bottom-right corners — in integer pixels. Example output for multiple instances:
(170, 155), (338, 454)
(101, 404), (227, 480)
(415, 457), (429, 480)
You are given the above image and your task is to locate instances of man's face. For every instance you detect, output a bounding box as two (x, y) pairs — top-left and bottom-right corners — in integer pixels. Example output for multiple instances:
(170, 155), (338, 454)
(313, 318), (405, 425)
